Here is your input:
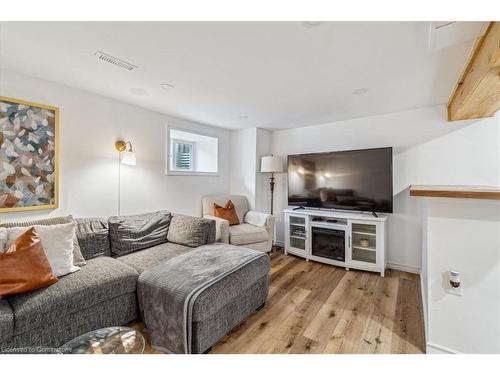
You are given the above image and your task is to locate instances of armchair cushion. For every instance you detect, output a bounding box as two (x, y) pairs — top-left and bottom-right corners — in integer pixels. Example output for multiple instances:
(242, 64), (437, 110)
(229, 224), (268, 246)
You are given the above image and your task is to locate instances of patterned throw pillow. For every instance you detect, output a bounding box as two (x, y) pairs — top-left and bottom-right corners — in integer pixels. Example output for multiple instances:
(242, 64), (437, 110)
(213, 200), (240, 226)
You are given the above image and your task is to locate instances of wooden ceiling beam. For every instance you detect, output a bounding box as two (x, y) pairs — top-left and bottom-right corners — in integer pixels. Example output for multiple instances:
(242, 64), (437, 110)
(448, 22), (500, 121)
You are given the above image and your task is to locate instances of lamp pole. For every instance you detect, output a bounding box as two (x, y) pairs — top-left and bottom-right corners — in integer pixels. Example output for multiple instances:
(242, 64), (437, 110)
(270, 172), (275, 215)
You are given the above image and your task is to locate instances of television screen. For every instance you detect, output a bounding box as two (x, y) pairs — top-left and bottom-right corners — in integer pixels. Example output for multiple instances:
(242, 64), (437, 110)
(287, 147), (393, 213)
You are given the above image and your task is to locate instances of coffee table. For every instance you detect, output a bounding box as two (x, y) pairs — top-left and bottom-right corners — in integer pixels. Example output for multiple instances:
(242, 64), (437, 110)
(61, 326), (145, 354)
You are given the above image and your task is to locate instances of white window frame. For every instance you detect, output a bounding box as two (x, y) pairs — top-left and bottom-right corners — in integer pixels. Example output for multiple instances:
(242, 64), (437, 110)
(166, 126), (220, 176)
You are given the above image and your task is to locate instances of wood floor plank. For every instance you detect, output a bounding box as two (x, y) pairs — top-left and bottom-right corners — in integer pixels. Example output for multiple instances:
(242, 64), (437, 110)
(212, 286), (310, 353)
(390, 278), (425, 354)
(355, 274), (399, 353)
(302, 271), (363, 344)
(286, 267), (347, 354)
(269, 252), (296, 277)
(322, 271), (378, 353)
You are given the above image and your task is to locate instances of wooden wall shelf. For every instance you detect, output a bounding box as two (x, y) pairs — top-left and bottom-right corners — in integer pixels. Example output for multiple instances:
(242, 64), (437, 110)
(410, 185), (500, 200)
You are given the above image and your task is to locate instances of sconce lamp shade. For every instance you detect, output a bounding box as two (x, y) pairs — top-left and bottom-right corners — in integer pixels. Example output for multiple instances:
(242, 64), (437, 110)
(121, 150), (137, 166)
(260, 155), (283, 173)
(115, 140), (136, 166)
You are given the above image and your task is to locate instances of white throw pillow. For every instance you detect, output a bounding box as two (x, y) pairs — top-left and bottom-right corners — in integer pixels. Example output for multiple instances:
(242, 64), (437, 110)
(244, 211), (268, 228)
(0, 227), (7, 252)
(6, 222), (80, 277)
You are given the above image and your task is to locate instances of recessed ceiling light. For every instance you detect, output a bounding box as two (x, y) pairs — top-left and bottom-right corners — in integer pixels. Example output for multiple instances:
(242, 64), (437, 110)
(129, 87), (150, 97)
(301, 21), (323, 28)
(236, 115), (248, 120)
(160, 83), (175, 90)
(352, 88), (369, 95)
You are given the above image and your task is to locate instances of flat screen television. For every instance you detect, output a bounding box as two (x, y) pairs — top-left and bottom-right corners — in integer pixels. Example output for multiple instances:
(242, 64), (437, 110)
(287, 147), (393, 213)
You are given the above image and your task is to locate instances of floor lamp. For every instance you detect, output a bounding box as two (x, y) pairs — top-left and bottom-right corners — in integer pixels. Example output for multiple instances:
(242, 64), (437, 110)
(260, 155), (283, 215)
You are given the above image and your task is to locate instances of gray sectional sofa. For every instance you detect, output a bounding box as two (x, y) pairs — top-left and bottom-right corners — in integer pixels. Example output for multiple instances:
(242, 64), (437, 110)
(0, 212), (270, 353)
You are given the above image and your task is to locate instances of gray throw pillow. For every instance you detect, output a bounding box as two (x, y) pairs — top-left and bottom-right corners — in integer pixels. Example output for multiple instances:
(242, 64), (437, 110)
(75, 218), (111, 260)
(167, 214), (214, 247)
(0, 215), (86, 267)
(108, 211), (172, 256)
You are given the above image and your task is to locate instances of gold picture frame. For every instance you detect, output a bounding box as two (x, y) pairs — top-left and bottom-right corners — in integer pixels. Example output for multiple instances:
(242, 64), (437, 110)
(0, 96), (59, 213)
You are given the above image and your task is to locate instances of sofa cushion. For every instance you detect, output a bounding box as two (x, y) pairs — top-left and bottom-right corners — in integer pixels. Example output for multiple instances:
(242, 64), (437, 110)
(167, 214), (216, 247)
(108, 211), (172, 256)
(0, 299), (14, 342)
(117, 242), (195, 274)
(229, 224), (268, 245)
(6, 256), (138, 335)
(75, 218), (111, 260)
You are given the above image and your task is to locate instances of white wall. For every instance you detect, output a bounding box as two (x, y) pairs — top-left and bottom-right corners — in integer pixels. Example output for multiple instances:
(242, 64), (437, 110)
(422, 198), (500, 353)
(0, 69), (231, 221)
(229, 127), (273, 213)
(394, 117), (500, 193)
(270, 106), (500, 271)
(229, 128), (257, 209)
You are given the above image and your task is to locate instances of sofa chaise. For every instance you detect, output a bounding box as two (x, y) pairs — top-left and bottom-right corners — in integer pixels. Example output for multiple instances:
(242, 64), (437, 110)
(0, 212), (270, 354)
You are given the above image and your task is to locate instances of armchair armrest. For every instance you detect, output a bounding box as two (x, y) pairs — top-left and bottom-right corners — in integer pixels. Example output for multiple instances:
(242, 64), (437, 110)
(203, 215), (230, 243)
(244, 211), (275, 252)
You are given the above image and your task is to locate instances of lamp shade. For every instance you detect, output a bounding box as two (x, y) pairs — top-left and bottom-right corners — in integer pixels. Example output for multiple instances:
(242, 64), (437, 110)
(121, 150), (137, 166)
(260, 155), (283, 173)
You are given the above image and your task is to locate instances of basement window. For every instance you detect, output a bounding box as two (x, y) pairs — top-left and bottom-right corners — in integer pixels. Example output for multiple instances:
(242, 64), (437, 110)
(167, 128), (219, 175)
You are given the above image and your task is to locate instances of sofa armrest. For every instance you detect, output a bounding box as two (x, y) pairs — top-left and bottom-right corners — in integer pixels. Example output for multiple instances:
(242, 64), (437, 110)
(203, 215), (230, 243)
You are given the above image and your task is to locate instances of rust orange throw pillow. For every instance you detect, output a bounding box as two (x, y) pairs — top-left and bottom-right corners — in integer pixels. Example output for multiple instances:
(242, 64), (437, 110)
(213, 200), (240, 226)
(0, 227), (58, 297)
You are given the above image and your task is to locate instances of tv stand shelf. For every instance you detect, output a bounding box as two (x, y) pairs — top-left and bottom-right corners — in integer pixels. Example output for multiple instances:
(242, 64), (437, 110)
(284, 208), (388, 276)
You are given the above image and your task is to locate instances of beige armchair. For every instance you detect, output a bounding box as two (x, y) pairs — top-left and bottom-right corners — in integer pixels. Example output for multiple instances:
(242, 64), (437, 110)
(202, 195), (275, 253)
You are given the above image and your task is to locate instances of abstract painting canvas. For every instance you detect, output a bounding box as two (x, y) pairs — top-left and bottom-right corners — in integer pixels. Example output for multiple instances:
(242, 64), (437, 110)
(0, 97), (59, 212)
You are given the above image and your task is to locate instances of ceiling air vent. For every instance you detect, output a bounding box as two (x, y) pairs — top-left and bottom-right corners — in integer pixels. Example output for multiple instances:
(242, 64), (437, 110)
(94, 51), (137, 71)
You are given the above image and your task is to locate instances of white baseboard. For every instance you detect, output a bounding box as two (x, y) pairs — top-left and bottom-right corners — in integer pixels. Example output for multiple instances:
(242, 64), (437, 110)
(426, 342), (462, 354)
(387, 262), (420, 274)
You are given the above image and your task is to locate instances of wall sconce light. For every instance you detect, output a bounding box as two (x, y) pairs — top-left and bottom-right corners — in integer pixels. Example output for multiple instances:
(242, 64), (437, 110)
(115, 140), (136, 166)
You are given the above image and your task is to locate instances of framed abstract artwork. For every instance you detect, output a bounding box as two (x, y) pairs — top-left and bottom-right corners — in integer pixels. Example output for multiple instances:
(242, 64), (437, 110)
(0, 96), (59, 212)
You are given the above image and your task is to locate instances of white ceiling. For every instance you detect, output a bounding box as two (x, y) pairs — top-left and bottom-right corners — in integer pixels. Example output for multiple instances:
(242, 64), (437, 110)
(0, 22), (486, 130)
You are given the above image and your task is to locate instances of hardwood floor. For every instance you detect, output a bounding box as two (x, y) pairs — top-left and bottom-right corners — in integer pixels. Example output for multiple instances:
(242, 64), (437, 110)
(131, 250), (425, 354)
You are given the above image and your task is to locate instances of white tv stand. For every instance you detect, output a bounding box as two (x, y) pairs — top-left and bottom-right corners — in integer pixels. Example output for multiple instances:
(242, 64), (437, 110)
(284, 208), (388, 276)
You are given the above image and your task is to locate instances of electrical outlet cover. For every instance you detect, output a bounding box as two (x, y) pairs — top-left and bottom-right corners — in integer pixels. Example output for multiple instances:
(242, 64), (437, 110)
(446, 285), (463, 296)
